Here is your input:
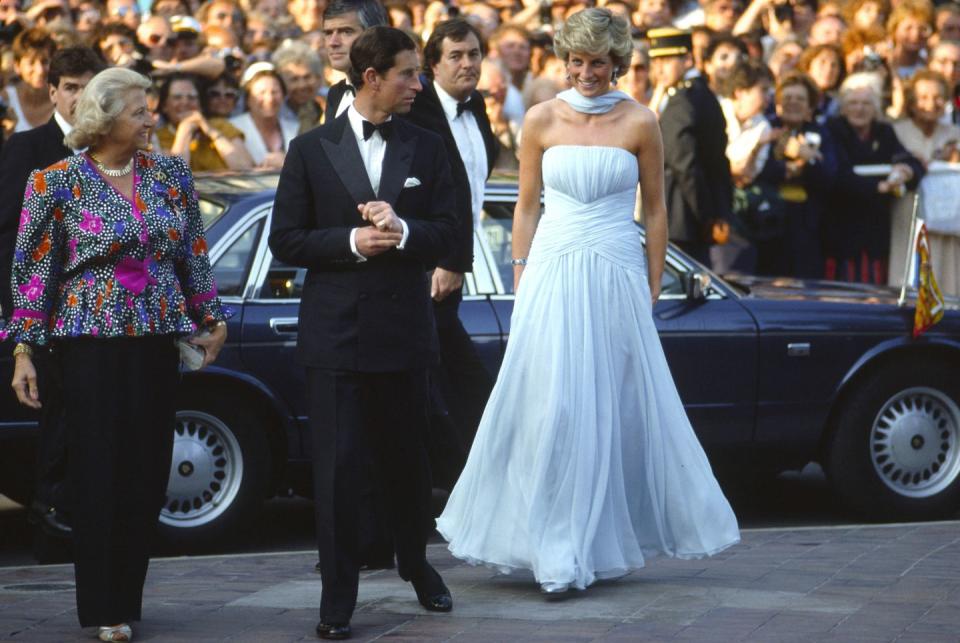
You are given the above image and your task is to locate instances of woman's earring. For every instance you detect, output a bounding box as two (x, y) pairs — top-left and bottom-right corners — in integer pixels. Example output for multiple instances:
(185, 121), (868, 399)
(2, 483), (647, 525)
(611, 68), (621, 84)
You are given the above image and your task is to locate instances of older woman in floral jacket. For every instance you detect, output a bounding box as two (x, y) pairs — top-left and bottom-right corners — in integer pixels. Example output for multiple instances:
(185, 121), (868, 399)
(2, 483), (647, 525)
(6, 68), (228, 642)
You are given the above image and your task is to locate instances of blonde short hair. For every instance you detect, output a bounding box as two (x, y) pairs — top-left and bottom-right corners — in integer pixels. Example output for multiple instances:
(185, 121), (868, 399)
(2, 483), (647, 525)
(65, 68), (151, 150)
(553, 8), (633, 73)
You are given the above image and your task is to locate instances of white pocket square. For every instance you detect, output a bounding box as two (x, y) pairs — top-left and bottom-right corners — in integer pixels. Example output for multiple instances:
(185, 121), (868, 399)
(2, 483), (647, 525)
(403, 177), (421, 188)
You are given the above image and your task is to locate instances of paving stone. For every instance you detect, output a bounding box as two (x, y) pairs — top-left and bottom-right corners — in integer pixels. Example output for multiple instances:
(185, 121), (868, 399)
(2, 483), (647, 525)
(2, 523), (960, 640)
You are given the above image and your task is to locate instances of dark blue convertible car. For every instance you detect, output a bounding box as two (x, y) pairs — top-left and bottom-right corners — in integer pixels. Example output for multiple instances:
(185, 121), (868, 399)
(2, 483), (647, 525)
(2, 173), (959, 547)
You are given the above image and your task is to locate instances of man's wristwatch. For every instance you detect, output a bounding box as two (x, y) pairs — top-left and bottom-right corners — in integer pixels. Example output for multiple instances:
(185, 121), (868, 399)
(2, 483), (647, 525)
(13, 342), (33, 358)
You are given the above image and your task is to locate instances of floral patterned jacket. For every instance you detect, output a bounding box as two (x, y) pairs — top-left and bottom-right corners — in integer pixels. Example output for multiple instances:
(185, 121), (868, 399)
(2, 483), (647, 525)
(3, 151), (228, 346)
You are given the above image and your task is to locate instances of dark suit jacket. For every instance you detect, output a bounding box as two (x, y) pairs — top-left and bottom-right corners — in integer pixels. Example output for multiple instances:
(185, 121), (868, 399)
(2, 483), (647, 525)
(268, 113), (458, 372)
(324, 80), (353, 124)
(825, 116), (923, 261)
(659, 74), (733, 243)
(0, 117), (71, 317)
(403, 80), (498, 273)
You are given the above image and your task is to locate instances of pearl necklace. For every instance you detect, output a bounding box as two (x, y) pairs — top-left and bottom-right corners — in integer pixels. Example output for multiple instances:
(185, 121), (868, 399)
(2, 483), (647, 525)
(90, 154), (134, 177)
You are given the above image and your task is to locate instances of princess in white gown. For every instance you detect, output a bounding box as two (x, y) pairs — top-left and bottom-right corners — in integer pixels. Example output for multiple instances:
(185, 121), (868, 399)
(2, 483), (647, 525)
(436, 10), (740, 593)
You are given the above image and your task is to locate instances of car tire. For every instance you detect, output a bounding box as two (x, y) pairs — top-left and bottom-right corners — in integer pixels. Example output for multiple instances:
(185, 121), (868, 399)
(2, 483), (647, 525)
(157, 394), (272, 548)
(826, 359), (960, 520)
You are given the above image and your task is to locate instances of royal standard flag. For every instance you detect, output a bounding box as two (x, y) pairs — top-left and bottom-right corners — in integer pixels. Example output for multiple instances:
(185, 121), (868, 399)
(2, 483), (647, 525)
(913, 223), (945, 338)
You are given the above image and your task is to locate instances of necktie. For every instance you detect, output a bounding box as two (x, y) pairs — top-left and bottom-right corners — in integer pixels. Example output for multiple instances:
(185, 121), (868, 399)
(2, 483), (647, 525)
(456, 98), (472, 117)
(362, 119), (393, 141)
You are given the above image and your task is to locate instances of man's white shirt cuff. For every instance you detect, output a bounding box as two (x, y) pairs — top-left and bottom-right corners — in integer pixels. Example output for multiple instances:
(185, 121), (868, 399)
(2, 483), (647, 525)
(349, 219), (409, 261)
(349, 228), (367, 262)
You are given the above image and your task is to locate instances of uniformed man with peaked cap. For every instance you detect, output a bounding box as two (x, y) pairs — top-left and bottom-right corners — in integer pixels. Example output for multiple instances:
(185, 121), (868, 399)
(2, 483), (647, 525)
(648, 27), (733, 265)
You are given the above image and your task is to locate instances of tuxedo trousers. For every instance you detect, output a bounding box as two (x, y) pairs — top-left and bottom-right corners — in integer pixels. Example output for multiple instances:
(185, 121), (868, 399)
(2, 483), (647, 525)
(430, 289), (492, 488)
(57, 336), (179, 627)
(307, 368), (433, 623)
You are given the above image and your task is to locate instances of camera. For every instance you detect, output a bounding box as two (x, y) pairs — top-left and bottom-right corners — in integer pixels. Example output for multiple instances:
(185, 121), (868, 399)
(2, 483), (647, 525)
(861, 48), (885, 72)
(773, 2), (794, 22)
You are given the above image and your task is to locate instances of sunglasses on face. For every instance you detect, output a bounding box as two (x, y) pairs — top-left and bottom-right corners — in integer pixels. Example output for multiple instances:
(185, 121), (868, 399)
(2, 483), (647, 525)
(207, 88), (239, 99)
(114, 5), (139, 16)
(170, 93), (199, 101)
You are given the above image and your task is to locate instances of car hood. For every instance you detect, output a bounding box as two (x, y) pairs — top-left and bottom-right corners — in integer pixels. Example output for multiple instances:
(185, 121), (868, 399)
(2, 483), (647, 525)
(723, 274), (959, 309)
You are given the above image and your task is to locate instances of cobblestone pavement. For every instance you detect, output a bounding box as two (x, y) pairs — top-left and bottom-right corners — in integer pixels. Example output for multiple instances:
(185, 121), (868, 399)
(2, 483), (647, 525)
(1, 522), (959, 642)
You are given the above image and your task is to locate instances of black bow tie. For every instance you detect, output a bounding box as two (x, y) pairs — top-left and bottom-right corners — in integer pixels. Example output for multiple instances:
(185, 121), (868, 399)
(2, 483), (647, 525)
(344, 83), (356, 96)
(456, 98), (472, 117)
(362, 119), (393, 141)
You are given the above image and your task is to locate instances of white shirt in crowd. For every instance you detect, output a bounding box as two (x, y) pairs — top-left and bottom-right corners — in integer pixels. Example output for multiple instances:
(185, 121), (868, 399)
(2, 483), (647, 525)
(434, 81), (488, 227)
(345, 104), (409, 262)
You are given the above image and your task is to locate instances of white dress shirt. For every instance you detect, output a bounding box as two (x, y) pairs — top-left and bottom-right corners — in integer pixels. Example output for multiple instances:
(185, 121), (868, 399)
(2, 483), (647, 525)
(345, 104), (409, 262)
(434, 82), (488, 228)
(336, 82), (355, 118)
(53, 110), (83, 153)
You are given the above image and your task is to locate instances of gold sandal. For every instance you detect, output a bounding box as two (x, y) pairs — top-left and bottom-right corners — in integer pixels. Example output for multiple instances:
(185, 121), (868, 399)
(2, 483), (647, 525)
(97, 624), (132, 642)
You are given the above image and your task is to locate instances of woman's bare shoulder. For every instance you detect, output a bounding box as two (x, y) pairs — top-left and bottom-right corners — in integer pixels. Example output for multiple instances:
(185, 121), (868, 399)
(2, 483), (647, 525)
(524, 99), (561, 128)
(619, 100), (658, 126)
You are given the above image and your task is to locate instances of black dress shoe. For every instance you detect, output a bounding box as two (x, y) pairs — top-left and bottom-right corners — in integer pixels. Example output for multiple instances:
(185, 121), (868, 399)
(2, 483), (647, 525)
(27, 500), (72, 538)
(315, 621), (351, 640)
(411, 564), (453, 612)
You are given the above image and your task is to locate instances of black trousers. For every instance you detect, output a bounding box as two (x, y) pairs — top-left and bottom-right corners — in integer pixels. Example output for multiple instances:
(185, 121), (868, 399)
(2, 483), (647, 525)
(307, 368), (433, 624)
(33, 347), (67, 516)
(58, 336), (179, 628)
(429, 289), (492, 489)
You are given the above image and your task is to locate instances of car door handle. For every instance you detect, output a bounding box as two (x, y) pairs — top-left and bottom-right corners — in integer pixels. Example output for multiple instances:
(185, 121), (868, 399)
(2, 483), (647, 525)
(270, 317), (299, 335)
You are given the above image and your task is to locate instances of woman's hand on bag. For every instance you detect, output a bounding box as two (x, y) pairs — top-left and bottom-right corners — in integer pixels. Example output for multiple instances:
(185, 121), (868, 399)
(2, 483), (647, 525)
(190, 322), (227, 368)
(11, 354), (41, 409)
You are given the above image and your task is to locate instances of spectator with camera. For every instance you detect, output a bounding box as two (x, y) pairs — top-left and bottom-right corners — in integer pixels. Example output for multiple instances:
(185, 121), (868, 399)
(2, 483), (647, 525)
(273, 40), (326, 133)
(755, 71), (838, 278)
(156, 72), (254, 170)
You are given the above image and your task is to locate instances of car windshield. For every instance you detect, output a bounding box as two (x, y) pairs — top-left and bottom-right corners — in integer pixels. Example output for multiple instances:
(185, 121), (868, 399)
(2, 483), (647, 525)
(196, 172), (280, 231)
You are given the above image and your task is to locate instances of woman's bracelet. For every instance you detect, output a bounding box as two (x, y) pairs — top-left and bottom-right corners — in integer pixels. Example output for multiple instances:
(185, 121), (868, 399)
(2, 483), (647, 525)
(12, 342), (33, 358)
(511, 258), (528, 266)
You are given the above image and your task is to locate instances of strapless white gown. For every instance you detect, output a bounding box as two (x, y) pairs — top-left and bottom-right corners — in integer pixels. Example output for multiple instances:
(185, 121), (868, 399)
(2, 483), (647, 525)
(436, 145), (740, 590)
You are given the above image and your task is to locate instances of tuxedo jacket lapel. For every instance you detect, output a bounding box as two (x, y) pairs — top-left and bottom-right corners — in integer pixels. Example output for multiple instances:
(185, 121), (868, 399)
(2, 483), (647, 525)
(377, 121), (415, 205)
(319, 113), (377, 205)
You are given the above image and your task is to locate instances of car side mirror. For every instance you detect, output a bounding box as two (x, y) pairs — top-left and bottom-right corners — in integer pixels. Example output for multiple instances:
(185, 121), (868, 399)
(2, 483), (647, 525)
(684, 271), (710, 301)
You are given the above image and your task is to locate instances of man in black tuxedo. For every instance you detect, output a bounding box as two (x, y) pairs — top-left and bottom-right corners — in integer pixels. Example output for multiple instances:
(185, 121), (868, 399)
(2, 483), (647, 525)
(404, 18), (498, 484)
(0, 46), (103, 541)
(649, 28), (732, 266)
(322, 0), (388, 124)
(269, 27), (458, 641)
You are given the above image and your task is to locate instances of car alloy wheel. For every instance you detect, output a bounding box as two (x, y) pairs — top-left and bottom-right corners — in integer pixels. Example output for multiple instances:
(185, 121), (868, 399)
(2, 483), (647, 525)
(870, 387), (960, 499)
(160, 410), (245, 530)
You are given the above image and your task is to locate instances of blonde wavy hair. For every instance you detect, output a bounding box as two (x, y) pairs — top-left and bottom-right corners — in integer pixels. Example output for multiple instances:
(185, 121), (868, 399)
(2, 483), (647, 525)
(65, 68), (151, 150)
(553, 8), (633, 76)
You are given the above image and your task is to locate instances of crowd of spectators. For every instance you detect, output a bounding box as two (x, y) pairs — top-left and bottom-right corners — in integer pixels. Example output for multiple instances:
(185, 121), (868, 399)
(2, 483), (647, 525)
(0, 0), (958, 290)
